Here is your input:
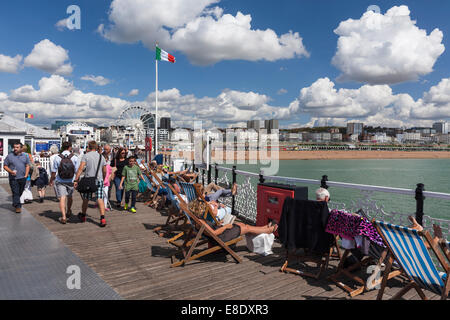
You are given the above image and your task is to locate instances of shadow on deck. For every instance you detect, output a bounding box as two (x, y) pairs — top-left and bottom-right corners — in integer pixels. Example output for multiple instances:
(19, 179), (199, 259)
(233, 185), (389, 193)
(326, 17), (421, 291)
(0, 183), (442, 300)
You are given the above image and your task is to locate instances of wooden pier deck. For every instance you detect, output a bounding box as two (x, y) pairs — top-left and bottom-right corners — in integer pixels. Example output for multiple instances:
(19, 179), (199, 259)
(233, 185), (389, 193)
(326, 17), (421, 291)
(1, 183), (443, 300)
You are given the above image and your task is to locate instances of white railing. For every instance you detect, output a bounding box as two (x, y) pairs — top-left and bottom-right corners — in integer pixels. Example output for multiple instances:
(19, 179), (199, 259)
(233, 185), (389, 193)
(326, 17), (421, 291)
(193, 163), (450, 240)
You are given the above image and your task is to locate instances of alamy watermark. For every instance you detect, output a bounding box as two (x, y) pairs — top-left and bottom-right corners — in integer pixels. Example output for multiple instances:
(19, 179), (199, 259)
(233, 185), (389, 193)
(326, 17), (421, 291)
(66, 265), (81, 290)
(366, 5), (382, 30)
(169, 123), (280, 176)
(66, 5), (81, 30)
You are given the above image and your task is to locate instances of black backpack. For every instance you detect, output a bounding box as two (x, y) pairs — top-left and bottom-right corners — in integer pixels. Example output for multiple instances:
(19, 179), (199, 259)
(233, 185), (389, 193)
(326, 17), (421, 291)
(58, 154), (75, 180)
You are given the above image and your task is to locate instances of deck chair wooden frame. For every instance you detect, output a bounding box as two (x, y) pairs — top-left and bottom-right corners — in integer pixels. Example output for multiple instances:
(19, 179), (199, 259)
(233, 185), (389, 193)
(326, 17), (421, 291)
(151, 171), (194, 235)
(373, 220), (450, 300)
(327, 209), (402, 297)
(153, 182), (189, 237)
(192, 183), (221, 226)
(440, 239), (450, 260)
(280, 236), (339, 280)
(150, 171), (243, 268)
(142, 168), (161, 208)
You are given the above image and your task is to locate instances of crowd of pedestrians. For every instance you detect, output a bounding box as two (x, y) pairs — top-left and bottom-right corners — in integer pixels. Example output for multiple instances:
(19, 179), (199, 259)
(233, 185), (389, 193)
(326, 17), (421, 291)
(4, 140), (145, 227)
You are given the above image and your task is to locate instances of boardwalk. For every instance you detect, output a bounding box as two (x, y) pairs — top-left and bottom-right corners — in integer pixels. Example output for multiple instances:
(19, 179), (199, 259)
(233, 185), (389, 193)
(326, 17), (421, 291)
(0, 183), (443, 300)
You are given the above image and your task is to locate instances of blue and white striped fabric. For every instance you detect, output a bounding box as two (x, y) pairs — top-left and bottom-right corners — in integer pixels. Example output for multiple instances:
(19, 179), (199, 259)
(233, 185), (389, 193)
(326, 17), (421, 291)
(179, 182), (197, 203)
(165, 184), (180, 210)
(376, 221), (446, 295)
(142, 174), (158, 193)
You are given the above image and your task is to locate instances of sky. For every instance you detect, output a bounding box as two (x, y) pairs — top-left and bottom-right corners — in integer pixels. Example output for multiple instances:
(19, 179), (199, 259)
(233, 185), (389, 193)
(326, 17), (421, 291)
(0, 0), (450, 129)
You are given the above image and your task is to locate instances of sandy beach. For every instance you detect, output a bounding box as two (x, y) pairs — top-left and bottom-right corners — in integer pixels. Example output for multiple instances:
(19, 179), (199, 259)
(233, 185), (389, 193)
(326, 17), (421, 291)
(168, 150), (450, 161)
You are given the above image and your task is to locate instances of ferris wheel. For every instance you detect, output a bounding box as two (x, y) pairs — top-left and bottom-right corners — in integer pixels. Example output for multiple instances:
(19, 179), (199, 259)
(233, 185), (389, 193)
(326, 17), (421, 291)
(118, 105), (154, 145)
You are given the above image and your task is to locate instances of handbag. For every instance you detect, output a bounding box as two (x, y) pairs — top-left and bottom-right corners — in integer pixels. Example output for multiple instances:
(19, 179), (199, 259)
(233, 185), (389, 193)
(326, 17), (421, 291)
(77, 153), (102, 193)
(138, 179), (148, 193)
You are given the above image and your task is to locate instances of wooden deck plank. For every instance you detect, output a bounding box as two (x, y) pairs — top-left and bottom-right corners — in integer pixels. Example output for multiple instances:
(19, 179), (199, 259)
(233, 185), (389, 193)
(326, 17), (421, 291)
(2, 184), (444, 300)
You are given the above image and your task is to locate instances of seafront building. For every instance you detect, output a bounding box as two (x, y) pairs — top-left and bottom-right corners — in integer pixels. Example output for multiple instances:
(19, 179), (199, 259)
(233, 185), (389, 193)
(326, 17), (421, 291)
(433, 121), (449, 134)
(0, 112), (60, 157)
(1, 110), (450, 158)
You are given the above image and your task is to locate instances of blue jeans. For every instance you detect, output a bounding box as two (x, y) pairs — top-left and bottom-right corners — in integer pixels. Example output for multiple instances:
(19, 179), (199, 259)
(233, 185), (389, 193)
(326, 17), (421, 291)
(9, 178), (26, 208)
(206, 189), (232, 202)
(114, 176), (124, 203)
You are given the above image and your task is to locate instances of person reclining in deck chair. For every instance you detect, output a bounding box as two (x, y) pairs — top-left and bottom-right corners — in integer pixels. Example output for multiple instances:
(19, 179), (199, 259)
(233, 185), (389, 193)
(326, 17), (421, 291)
(192, 184), (238, 225)
(316, 187), (330, 202)
(160, 165), (193, 183)
(190, 208), (278, 244)
(176, 170), (198, 183)
(201, 182), (238, 202)
(408, 216), (448, 250)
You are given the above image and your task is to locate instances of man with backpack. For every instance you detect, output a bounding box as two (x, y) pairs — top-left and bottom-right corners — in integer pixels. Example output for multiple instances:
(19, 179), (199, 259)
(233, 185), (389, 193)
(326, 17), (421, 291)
(49, 141), (79, 224)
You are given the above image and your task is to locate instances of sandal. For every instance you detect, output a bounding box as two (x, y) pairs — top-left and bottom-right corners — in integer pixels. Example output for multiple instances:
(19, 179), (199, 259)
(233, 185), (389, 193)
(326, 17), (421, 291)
(59, 217), (67, 225)
(270, 223), (278, 233)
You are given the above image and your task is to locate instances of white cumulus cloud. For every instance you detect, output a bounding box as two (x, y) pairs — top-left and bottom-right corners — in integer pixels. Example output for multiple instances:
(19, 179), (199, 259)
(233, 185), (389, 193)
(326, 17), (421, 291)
(24, 39), (73, 75)
(81, 75), (111, 86)
(128, 89), (139, 96)
(411, 78), (450, 119)
(332, 5), (445, 84)
(0, 54), (23, 73)
(99, 0), (309, 65)
(297, 78), (396, 118)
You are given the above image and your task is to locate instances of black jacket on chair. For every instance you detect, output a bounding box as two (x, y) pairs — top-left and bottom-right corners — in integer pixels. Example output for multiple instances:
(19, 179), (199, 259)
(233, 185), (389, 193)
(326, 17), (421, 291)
(278, 198), (333, 254)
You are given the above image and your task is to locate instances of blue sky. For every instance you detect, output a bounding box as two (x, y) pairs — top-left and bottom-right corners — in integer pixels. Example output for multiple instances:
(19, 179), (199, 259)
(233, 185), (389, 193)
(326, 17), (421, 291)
(0, 0), (449, 128)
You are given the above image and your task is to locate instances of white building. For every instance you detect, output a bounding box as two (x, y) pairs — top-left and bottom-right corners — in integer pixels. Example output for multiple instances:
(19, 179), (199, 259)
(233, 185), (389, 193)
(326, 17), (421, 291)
(372, 133), (391, 143)
(61, 122), (95, 148)
(331, 133), (343, 141)
(396, 133), (421, 143)
(433, 122), (449, 134)
(0, 113), (61, 157)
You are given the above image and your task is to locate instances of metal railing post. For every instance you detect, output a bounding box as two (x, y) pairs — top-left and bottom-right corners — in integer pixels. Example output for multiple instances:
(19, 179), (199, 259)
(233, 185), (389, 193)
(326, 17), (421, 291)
(321, 175), (329, 189)
(207, 164), (212, 185)
(214, 164), (218, 185)
(259, 169), (265, 184)
(232, 165), (237, 215)
(415, 183), (425, 226)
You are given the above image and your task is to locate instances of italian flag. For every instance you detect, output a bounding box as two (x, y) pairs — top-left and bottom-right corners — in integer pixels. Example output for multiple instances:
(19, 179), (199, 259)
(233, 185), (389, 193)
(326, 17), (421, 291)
(156, 46), (175, 63)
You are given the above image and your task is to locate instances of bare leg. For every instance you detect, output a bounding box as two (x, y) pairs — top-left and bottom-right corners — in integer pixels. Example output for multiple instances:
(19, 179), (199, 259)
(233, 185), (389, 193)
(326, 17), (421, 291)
(97, 199), (105, 216)
(59, 196), (67, 220)
(235, 222), (277, 236)
(82, 199), (89, 215)
(205, 183), (223, 194)
(408, 216), (423, 231)
(67, 197), (73, 215)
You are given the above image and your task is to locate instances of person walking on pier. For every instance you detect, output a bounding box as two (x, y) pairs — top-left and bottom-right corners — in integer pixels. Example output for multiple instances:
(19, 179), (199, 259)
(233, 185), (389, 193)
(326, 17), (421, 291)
(3, 142), (31, 213)
(49, 142), (79, 224)
(74, 141), (107, 227)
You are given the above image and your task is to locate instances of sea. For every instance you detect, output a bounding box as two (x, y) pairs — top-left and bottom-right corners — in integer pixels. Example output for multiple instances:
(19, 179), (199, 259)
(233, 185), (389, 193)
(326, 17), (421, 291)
(226, 159), (450, 221)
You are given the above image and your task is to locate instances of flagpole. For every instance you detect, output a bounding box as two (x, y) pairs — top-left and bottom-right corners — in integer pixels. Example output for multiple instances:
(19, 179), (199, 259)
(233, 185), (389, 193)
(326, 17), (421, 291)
(155, 47), (159, 157)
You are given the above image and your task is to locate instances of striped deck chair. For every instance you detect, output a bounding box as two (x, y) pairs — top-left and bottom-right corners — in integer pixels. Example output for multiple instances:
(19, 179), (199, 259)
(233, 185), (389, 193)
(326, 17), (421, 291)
(157, 176), (243, 268)
(179, 181), (197, 203)
(439, 239), (450, 261)
(153, 179), (189, 237)
(141, 171), (161, 207)
(328, 209), (403, 297)
(373, 220), (450, 300)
